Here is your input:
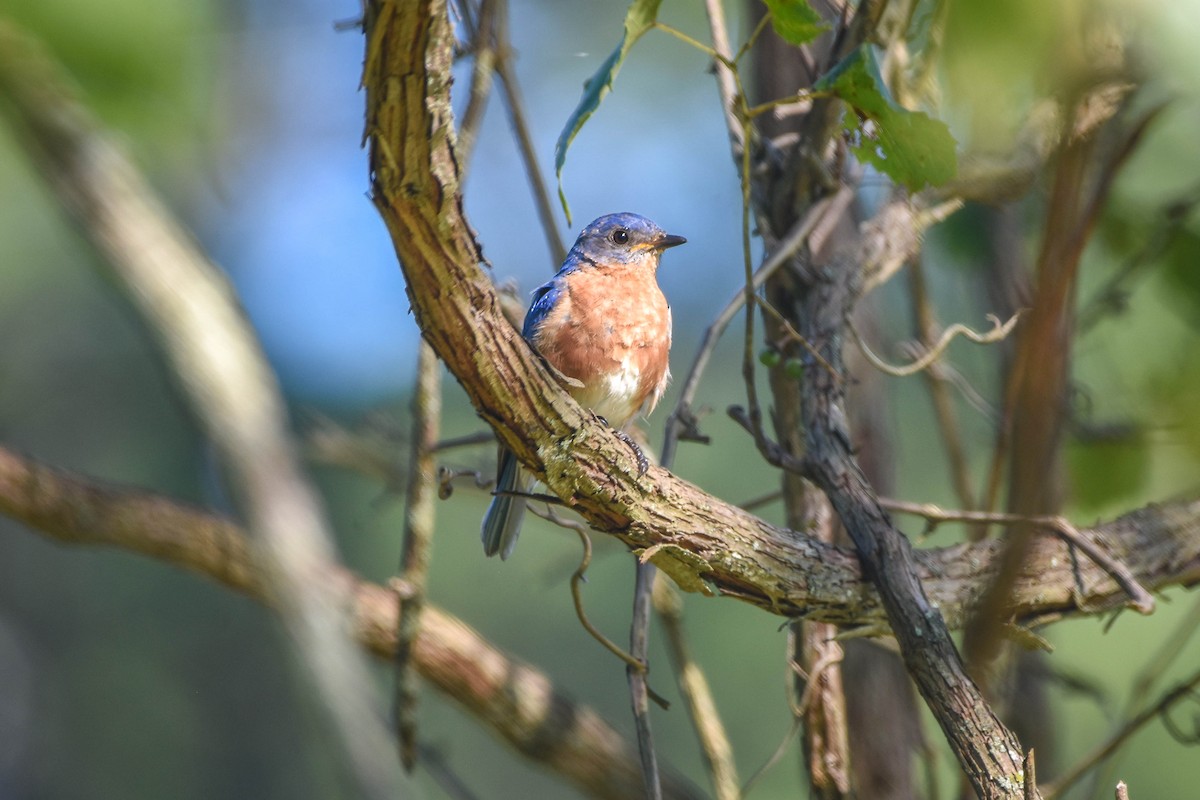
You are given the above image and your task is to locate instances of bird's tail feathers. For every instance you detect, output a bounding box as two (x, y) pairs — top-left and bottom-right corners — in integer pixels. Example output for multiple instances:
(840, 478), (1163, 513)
(481, 449), (527, 560)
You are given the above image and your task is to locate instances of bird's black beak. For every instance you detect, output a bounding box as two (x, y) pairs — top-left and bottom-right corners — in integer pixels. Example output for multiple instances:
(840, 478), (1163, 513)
(653, 233), (687, 250)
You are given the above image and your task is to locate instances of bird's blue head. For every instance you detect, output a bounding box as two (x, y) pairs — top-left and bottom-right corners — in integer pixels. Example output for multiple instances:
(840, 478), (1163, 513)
(568, 212), (686, 269)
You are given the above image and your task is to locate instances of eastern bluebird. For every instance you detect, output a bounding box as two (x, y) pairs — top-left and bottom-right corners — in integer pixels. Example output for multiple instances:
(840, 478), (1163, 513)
(481, 212), (686, 559)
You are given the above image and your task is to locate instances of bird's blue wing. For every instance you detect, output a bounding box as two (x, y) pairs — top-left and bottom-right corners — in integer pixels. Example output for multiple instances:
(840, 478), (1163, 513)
(522, 275), (566, 341)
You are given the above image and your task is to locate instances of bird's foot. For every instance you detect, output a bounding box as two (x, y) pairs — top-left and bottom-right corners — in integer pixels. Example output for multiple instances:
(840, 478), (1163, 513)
(615, 429), (650, 478)
(596, 416), (651, 477)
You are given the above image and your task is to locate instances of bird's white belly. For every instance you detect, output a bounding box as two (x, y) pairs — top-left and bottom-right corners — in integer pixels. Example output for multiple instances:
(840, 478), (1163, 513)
(576, 355), (643, 428)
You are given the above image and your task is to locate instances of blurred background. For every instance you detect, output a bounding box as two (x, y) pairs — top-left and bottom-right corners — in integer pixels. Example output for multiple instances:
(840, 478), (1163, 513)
(1, 0), (1199, 797)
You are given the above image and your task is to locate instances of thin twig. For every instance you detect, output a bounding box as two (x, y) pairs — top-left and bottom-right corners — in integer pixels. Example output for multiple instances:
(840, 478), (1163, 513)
(737, 103), (764, 486)
(654, 581), (741, 800)
(418, 744), (483, 800)
(906, 258), (978, 516)
(1077, 183), (1200, 333)
(455, 0), (499, 168)
(745, 88), (823, 120)
(306, 414), (406, 487)
(880, 499), (1155, 614)
(652, 23), (723, 61)
(1160, 694), (1200, 743)
(630, 561), (664, 800)
(394, 340), (442, 769)
(739, 489), (783, 511)
(727, 405), (809, 476)
(851, 311), (1024, 378)
(527, 505), (670, 710)
(740, 719), (803, 797)
(433, 430), (496, 451)
(702, 0), (743, 152)
(732, 12), (771, 65)
(1088, 592), (1200, 796)
(436, 467), (490, 499)
(788, 647), (847, 718)
(1042, 669), (1200, 799)
(740, 633), (847, 796)
(661, 189), (852, 467)
(757, 294), (841, 379)
(917, 356), (996, 421)
(492, 0), (566, 265)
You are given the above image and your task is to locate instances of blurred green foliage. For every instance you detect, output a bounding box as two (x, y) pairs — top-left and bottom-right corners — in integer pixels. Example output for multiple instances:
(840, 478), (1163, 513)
(1, 0), (1199, 799)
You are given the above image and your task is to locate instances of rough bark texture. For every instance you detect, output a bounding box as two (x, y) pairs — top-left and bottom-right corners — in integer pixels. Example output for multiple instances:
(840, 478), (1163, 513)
(748, 3), (922, 793)
(792, 240), (1031, 795)
(356, 4), (1187, 797)
(0, 3), (1186, 798)
(353, 0), (1200, 632)
(843, 300), (923, 800)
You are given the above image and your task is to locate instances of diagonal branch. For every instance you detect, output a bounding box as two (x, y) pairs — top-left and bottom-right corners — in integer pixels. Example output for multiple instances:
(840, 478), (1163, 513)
(7, 430), (1198, 794)
(0, 444), (703, 800)
(356, 0), (1200, 635)
(793, 237), (1038, 796)
(356, 9), (1195, 795)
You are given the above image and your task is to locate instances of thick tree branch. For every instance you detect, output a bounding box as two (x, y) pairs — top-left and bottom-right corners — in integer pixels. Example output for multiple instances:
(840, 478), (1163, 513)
(793, 240), (1036, 796)
(2, 4), (1188, 796)
(6, 425), (1197, 793)
(2, 435), (1198, 793)
(0, 444), (702, 800)
(357, 0), (1200, 633)
(357, 7), (1194, 794)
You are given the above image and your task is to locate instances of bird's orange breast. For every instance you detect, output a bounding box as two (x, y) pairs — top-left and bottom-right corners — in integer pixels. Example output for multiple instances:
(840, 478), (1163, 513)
(531, 265), (671, 427)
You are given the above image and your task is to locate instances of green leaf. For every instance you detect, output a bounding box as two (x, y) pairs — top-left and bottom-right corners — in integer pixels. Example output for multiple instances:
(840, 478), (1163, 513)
(763, 0), (826, 46)
(554, 0), (663, 225)
(815, 47), (958, 190)
(814, 46), (893, 115)
(758, 348), (783, 367)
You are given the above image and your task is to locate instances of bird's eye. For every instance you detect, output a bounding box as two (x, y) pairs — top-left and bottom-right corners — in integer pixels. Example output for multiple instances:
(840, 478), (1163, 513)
(611, 228), (630, 245)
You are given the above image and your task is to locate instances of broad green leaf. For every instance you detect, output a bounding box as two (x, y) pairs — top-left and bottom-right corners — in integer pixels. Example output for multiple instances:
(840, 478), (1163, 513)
(815, 46), (957, 190)
(850, 108), (958, 188)
(554, 0), (663, 225)
(813, 46), (893, 115)
(763, 0), (826, 46)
